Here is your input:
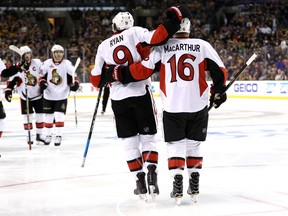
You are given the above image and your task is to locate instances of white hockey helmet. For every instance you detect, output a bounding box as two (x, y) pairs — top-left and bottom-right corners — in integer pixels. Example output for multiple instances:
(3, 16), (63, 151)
(51, 44), (64, 53)
(176, 18), (191, 34)
(112, 12), (134, 33)
(20, 46), (31, 54)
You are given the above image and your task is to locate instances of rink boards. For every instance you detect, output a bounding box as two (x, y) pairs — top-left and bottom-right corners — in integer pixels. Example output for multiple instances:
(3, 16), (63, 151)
(1, 80), (288, 100)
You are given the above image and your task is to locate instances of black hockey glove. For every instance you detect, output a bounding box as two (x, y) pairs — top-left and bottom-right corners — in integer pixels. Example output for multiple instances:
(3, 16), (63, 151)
(4, 89), (12, 102)
(167, 5), (192, 22)
(19, 59), (30, 71)
(98, 65), (123, 88)
(39, 80), (48, 91)
(70, 82), (79, 92)
(209, 86), (227, 109)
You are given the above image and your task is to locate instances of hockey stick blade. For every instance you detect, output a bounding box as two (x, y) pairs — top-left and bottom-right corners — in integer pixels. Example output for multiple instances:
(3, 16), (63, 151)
(72, 57), (81, 83)
(9, 45), (23, 56)
(224, 52), (258, 91)
(208, 53), (258, 111)
(74, 57), (81, 71)
(246, 53), (258, 66)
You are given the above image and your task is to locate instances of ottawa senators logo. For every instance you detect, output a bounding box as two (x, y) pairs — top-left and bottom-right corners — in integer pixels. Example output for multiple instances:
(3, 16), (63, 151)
(49, 69), (62, 85)
(25, 71), (37, 87)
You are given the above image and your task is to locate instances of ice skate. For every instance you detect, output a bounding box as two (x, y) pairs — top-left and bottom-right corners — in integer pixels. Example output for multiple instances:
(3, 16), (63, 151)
(187, 172), (200, 203)
(147, 164), (159, 201)
(36, 133), (45, 145)
(54, 136), (62, 146)
(101, 111), (105, 115)
(44, 135), (52, 145)
(170, 174), (183, 205)
(134, 172), (148, 201)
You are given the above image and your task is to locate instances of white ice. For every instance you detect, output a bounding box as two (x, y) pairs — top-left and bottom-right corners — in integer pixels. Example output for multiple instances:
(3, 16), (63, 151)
(0, 96), (288, 216)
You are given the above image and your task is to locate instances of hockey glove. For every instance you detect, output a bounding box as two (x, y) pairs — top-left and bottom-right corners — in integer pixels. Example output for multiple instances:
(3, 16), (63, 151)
(167, 5), (192, 22)
(19, 59), (30, 71)
(22, 61), (30, 71)
(39, 80), (48, 91)
(209, 85), (227, 109)
(70, 81), (79, 92)
(98, 65), (123, 88)
(4, 89), (12, 102)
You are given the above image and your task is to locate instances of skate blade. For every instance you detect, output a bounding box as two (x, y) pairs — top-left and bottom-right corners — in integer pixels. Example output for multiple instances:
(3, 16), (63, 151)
(190, 194), (198, 203)
(139, 194), (147, 202)
(149, 185), (158, 201)
(36, 141), (44, 145)
(175, 197), (182, 205)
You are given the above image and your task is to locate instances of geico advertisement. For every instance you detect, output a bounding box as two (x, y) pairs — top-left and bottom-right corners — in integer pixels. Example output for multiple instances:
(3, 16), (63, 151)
(227, 81), (288, 97)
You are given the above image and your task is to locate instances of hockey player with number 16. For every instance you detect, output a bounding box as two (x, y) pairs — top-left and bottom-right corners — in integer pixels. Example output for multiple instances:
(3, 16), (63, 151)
(103, 18), (228, 204)
(91, 6), (191, 201)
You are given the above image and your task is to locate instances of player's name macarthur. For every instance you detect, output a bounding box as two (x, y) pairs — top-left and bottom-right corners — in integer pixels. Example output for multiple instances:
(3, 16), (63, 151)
(164, 43), (200, 53)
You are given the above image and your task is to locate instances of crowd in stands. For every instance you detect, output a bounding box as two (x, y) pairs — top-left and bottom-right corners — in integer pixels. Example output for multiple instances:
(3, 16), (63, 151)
(0, 0), (287, 83)
(0, 8), (55, 67)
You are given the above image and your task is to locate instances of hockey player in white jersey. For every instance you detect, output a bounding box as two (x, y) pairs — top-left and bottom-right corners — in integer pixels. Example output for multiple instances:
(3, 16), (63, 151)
(102, 18), (228, 204)
(0, 58), (7, 145)
(90, 6), (191, 200)
(2, 46), (45, 145)
(39, 44), (80, 146)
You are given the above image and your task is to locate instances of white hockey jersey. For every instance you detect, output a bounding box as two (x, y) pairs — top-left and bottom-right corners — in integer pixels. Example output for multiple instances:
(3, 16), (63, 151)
(91, 26), (158, 101)
(7, 59), (42, 101)
(128, 38), (228, 113)
(0, 58), (6, 102)
(40, 59), (74, 100)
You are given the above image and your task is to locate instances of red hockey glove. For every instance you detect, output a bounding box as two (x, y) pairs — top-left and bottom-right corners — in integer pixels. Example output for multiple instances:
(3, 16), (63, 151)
(167, 5), (192, 22)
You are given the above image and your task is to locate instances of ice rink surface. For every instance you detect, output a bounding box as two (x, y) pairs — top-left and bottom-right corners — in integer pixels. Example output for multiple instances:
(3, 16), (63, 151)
(0, 95), (288, 216)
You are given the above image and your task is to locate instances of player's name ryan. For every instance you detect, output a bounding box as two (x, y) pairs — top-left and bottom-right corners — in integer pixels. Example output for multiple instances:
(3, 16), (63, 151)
(110, 35), (124, 47)
(164, 43), (200, 53)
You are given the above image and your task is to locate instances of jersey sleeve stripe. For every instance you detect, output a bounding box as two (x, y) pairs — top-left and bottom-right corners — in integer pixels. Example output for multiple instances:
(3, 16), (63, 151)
(129, 62), (154, 80)
(90, 74), (101, 88)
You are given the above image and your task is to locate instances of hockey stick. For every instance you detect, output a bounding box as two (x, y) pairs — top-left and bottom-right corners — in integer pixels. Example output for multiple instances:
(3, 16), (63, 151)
(72, 57), (81, 127)
(9, 45), (24, 56)
(81, 87), (103, 167)
(25, 75), (32, 150)
(72, 57), (81, 83)
(208, 53), (258, 111)
(10, 45), (32, 149)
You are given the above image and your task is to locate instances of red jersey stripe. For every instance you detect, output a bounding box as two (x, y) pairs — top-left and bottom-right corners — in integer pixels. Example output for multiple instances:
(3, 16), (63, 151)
(90, 74), (101, 88)
(150, 24), (169, 45)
